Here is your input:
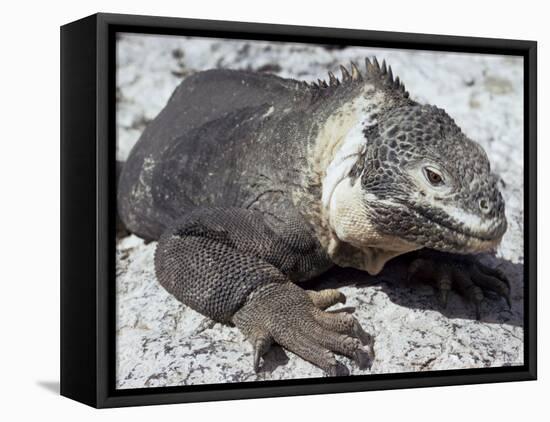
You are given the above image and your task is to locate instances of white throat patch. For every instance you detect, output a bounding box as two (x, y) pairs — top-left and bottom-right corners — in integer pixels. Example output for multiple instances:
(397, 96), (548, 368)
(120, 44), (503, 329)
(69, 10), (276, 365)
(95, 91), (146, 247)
(318, 87), (382, 212)
(321, 119), (369, 210)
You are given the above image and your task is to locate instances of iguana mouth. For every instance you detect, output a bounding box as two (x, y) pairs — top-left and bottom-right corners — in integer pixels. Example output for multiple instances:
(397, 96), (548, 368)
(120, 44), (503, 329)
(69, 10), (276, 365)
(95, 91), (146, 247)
(412, 205), (506, 250)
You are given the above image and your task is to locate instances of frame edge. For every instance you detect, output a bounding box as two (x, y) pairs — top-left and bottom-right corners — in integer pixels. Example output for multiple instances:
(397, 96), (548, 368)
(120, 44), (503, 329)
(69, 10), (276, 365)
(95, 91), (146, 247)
(60, 13), (100, 408)
(65, 12), (538, 408)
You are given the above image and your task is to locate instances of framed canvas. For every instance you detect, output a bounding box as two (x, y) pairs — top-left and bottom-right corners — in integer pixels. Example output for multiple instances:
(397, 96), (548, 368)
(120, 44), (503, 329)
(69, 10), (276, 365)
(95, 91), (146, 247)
(60, 13), (537, 408)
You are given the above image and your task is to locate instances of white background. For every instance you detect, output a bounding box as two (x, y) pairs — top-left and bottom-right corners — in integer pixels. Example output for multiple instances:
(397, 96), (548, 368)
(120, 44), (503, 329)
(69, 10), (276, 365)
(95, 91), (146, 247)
(1, 0), (546, 420)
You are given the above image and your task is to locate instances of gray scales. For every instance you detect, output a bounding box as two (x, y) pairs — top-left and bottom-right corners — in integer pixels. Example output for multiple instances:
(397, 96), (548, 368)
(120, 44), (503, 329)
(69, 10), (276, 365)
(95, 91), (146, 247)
(118, 58), (512, 376)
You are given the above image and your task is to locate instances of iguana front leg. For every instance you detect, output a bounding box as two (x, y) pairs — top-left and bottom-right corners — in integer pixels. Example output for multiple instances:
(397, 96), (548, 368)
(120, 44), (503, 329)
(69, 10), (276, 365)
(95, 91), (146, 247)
(406, 250), (511, 319)
(154, 207), (374, 375)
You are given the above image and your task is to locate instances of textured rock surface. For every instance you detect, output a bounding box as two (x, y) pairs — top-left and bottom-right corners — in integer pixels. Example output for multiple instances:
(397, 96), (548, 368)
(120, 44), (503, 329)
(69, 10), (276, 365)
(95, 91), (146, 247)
(115, 33), (524, 389)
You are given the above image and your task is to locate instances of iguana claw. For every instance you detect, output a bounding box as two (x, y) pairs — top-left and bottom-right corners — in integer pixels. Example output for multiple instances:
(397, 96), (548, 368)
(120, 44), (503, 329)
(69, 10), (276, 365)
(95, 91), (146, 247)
(407, 251), (512, 320)
(253, 335), (273, 373)
(438, 288), (449, 309)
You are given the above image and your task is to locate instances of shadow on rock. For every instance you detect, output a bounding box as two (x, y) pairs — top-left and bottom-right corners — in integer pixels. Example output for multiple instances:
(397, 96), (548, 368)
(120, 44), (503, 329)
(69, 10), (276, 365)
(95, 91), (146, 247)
(304, 253), (524, 328)
(259, 345), (290, 373)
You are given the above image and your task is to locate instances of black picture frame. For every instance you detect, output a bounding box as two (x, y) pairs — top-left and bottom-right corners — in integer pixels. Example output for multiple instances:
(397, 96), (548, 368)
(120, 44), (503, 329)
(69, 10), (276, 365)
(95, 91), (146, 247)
(60, 12), (537, 408)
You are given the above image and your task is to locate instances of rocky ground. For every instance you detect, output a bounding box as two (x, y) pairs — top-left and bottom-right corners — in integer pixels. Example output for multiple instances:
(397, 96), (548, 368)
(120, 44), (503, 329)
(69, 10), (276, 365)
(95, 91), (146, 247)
(115, 33), (524, 389)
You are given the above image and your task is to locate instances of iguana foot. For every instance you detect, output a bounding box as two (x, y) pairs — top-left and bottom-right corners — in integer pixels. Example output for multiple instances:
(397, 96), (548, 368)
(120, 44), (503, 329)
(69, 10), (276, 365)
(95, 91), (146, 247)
(232, 282), (374, 376)
(407, 251), (511, 319)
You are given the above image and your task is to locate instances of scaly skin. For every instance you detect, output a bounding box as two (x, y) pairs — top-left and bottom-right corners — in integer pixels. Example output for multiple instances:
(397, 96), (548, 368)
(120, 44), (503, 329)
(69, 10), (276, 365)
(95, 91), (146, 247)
(118, 58), (509, 375)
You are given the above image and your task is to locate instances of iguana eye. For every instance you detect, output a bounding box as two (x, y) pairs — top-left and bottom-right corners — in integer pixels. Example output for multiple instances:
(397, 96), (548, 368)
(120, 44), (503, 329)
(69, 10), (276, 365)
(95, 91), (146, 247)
(423, 167), (444, 186)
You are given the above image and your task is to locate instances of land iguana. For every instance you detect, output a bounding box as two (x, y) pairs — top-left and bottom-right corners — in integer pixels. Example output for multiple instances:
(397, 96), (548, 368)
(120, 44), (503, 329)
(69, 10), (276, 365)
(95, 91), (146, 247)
(118, 58), (509, 376)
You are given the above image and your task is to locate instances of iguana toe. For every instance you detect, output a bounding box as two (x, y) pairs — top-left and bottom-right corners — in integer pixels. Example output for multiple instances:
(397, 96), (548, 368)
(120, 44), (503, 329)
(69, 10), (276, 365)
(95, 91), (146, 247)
(407, 252), (512, 320)
(307, 289), (346, 310)
(312, 309), (374, 364)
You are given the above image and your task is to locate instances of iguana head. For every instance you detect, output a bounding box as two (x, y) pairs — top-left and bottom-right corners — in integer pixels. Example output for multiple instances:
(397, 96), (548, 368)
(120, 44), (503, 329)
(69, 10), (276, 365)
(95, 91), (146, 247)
(321, 58), (507, 273)
(357, 103), (507, 252)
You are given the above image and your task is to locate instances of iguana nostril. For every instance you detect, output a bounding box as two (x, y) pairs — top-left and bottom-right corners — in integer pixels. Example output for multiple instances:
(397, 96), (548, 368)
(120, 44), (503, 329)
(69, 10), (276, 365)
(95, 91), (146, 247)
(479, 199), (490, 213)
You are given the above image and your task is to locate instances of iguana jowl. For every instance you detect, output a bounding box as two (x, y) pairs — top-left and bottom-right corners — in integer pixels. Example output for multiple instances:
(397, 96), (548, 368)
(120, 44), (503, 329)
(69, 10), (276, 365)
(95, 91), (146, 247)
(118, 58), (509, 376)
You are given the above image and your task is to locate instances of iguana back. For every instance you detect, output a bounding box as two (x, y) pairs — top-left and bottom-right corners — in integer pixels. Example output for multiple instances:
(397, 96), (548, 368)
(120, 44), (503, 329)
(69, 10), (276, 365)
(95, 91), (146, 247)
(118, 69), (311, 240)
